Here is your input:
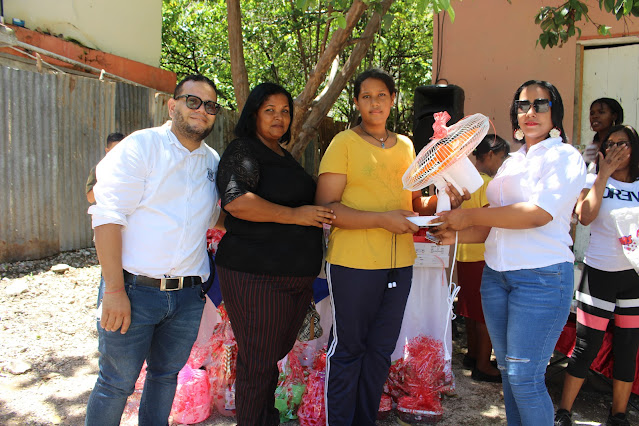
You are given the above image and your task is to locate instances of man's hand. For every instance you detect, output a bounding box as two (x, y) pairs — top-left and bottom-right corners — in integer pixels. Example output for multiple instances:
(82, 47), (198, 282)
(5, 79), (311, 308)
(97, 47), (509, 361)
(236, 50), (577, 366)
(100, 290), (131, 334)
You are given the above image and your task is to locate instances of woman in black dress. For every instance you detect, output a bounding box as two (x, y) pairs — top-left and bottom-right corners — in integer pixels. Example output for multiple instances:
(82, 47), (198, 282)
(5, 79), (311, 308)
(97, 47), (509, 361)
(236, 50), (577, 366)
(215, 82), (334, 426)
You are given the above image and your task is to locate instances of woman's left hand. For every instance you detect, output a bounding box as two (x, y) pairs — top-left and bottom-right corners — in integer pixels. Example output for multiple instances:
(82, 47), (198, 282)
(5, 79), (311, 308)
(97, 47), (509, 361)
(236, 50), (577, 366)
(446, 183), (471, 209)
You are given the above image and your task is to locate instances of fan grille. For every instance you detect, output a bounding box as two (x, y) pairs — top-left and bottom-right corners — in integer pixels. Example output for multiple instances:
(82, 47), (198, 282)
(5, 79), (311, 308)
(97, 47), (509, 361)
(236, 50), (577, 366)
(403, 113), (490, 191)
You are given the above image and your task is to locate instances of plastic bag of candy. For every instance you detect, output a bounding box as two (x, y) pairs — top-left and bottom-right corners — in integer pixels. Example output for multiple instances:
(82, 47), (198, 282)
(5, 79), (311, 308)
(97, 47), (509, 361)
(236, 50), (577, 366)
(297, 348), (326, 426)
(384, 358), (407, 402)
(120, 389), (142, 426)
(395, 334), (447, 423)
(274, 353), (306, 422)
(377, 393), (393, 420)
(397, 392), (443, 424)
(207, 338), (237, 417)
(134, 361), (147, 390)
(170, 364), (211, 424)
(207, 228), (226, 253)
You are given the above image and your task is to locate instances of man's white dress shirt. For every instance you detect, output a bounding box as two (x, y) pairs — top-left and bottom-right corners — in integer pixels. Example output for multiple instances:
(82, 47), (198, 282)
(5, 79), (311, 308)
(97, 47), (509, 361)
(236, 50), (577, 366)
(88, 122), (220, 280)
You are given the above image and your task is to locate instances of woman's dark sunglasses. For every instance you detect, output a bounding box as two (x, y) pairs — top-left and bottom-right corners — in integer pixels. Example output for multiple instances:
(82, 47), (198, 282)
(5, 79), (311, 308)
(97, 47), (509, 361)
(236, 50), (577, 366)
(515, 98), (552, 114)
(175, 94), (221, 115)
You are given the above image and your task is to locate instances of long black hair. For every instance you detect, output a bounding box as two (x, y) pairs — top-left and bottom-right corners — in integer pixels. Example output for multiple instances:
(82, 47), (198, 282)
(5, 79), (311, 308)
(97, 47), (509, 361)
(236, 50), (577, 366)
(234, 83), (295, 143)
(472, 134), (510, 161)
(510, 80), (566, 143)
(597, 125), (639, 182)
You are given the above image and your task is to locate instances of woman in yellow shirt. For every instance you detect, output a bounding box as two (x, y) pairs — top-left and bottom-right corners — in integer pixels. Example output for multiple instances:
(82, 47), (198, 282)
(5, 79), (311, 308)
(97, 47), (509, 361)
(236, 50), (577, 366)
(456, 134), (510, 382)
(316, 68), (468, 425)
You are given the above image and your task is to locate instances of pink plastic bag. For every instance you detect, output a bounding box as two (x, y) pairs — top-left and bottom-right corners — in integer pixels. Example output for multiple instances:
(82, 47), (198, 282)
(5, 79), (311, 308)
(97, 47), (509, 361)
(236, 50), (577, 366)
(120, 389), (142, 426)
(206, 306), (237, 417)
(134, 362), (147, 390)
(297, 349), (327, 426)
(170, 364), (211, 424)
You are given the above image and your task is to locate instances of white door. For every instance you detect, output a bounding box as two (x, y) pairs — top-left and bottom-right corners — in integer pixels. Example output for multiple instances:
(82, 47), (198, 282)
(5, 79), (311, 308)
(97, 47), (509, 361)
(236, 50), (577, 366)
(579, 43), (639, 148)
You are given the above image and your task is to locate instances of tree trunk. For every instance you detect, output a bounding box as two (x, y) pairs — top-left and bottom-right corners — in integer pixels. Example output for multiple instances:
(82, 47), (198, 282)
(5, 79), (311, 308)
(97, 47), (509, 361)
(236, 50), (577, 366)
(226, 0), (250, 111)
(289, 0), (394, 160)
(287, 0), (370, 153)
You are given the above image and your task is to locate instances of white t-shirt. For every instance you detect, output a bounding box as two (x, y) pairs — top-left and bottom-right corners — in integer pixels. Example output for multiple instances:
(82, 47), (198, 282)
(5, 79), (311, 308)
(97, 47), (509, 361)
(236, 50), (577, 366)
(484, 138), (587, 271)
(583, 174), (639, 272)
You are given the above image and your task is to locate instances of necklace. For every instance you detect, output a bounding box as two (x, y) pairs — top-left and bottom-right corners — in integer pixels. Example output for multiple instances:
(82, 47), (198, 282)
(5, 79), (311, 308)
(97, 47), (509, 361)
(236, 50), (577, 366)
(360, 124), (390, 148)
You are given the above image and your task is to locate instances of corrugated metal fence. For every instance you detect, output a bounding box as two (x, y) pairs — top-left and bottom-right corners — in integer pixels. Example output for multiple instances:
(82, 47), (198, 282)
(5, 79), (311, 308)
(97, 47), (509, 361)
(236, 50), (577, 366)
(0, 66), (237, 262)
(0, 65), (340, 262)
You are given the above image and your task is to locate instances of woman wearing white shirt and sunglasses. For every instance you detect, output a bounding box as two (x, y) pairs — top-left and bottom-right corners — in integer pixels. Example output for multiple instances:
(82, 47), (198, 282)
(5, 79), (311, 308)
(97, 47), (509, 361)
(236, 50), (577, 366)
(433, 80), (587, 425)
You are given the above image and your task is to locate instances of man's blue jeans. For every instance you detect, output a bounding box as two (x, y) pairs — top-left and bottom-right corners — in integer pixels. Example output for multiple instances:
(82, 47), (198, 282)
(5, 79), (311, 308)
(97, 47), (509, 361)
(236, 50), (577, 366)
(85, 275), (205, 426)
(481, 262), (573, 426)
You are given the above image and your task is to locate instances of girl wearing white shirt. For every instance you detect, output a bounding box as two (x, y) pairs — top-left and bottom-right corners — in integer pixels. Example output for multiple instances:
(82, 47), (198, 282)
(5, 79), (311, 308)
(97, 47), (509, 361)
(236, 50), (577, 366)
(433, 80), (587, 426)
(555, 125), (639, 426)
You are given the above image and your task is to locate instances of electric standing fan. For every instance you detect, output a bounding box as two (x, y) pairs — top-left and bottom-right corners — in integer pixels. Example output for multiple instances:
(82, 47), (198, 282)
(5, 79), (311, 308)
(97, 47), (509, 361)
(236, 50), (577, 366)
(403, 112), (490, 213)
(402, 112), (490, 367)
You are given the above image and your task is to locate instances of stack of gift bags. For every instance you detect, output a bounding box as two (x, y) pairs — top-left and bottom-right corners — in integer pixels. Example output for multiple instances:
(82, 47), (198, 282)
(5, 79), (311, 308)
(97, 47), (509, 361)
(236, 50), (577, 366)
(120, 226), (455, 424)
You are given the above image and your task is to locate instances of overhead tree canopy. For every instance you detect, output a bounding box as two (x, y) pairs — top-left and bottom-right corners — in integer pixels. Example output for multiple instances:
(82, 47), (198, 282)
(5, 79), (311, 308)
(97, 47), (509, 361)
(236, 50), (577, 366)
(161, 0), (638, 159)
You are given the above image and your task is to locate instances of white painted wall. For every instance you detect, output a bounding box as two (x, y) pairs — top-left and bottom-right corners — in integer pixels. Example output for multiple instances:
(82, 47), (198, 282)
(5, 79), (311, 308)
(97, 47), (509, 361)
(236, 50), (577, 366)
(4, 0), (161, 67)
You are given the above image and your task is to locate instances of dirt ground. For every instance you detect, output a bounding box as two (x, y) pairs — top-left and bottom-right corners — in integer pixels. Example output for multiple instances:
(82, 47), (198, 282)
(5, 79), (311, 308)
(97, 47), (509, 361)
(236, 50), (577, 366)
(1, 249), (638, 425)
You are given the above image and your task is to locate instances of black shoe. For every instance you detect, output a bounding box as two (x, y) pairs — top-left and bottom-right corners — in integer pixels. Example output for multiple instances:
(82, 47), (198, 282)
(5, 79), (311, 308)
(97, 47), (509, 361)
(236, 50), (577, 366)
(554, 408), (572, 426)
(471, 367), (501, 383)
(462, 354), (476, 369)
(606, 411), (630, 426)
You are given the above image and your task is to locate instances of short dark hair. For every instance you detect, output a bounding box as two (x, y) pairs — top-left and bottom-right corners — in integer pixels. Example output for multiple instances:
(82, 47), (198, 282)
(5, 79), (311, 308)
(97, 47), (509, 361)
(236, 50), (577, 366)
(590, 98), (624, 141)
(106, 132), (125, 148)
(597, 124), (639, 182)
(353, 68), (396, 99)
(473, 133), (510, 161)
(510, 80), (566, 143)
(234, 83), (294, 143)
(173, 74), (217, 98)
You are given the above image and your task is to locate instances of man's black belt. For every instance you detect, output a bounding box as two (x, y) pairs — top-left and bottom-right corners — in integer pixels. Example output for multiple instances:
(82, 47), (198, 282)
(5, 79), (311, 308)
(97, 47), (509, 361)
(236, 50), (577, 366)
(123, 270), (202, 291)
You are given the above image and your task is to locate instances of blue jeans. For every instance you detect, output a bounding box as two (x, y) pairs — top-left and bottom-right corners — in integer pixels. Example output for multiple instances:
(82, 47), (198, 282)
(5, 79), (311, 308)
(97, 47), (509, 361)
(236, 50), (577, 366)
(481, 263), (573, 426)
(85, 275), (205, 426)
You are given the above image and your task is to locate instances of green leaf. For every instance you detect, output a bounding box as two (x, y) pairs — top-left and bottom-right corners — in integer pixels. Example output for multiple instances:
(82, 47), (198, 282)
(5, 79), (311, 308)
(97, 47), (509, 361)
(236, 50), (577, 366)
(447, 5), (456, 22)
(604, 0), (615, 12)
(382, 13), (394, 31)
(336, 15), (347, 29)
(597, 24), (612, 35)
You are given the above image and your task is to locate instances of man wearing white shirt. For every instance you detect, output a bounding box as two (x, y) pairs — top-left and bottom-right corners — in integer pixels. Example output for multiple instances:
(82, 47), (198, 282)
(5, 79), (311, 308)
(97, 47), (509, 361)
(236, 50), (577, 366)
(85, 75), (222, 426)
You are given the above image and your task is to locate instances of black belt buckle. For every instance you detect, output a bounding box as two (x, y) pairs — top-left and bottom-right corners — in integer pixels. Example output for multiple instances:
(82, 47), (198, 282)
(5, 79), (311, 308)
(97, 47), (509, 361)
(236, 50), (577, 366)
(160, 277), (183, 291)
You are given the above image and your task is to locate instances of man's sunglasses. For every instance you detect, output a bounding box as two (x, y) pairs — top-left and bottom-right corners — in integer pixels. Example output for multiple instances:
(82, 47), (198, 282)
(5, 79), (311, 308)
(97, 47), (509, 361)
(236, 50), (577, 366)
(515, 99), (552, 114)
(175, 94), (221, 115)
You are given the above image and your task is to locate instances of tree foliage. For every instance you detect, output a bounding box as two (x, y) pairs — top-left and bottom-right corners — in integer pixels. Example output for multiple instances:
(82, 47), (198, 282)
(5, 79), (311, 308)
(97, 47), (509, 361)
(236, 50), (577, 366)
(161, 0), (637, 159)
(162, 0), (436, 148)
(535, 0), (639, 48)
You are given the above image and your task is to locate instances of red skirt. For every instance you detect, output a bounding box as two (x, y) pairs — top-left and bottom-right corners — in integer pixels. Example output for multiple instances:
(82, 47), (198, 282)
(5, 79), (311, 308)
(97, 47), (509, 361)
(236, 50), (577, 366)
(456, 260), (486, 324)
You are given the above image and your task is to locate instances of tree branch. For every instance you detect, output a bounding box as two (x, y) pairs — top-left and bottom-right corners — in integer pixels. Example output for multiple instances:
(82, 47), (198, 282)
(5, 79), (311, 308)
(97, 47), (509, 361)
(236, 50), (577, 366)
(226, 0), (250, 110)
(290, 0), (394, 159)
